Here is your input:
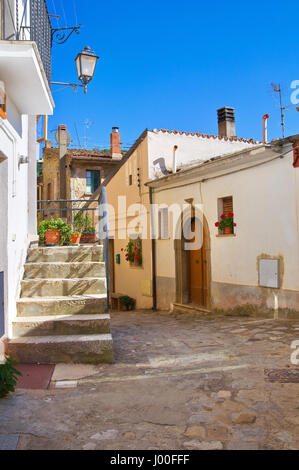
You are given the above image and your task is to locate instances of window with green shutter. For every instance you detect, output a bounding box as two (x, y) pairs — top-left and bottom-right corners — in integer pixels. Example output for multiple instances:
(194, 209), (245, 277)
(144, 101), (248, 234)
(86, 170), (101, 194)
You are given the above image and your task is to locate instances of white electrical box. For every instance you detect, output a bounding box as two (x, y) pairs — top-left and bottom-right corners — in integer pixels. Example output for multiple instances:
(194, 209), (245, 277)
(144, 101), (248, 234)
(259, 259), (280, 289)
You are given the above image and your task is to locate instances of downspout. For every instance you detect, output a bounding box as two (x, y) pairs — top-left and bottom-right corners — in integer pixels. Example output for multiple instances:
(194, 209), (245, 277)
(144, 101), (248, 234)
(263, 114), (269, 144)
(149, 186), (157, 311)
(172, 145), (178, 173)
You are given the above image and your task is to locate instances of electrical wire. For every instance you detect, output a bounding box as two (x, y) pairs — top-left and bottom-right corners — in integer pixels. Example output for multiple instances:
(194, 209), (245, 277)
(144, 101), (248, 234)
(72, 0), (78, 25)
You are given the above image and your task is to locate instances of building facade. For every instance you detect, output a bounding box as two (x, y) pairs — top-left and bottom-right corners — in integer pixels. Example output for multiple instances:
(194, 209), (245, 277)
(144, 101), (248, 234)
(147, 137), (299, 314)
(105, 109), (259, 309)
(42, 126), (123, 202)
(0, 0), (54, 356)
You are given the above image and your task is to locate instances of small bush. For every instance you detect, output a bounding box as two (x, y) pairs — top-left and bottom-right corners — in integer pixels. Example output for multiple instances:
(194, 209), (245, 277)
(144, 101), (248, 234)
(0, 357), (22, 398)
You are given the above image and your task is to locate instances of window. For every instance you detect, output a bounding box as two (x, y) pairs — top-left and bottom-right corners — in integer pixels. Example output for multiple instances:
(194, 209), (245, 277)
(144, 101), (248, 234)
(129, 174), (133, 186)
(86, 170), (101, 194)
(217, 196), (235, 235)
(158, 208), (169, 239)
(127, 236), (142, 266)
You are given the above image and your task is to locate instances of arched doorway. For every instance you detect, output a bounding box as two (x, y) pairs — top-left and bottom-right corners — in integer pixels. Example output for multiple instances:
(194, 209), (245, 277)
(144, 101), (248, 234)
(174, 211), (211, 309)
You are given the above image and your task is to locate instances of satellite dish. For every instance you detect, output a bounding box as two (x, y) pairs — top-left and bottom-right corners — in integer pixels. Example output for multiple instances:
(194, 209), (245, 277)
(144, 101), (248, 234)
(55, 128), (71, 147)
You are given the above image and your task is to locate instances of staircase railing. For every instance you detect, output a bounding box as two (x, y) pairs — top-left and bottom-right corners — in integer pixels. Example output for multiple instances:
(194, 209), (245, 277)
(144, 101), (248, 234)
(37, 198), (100, 242)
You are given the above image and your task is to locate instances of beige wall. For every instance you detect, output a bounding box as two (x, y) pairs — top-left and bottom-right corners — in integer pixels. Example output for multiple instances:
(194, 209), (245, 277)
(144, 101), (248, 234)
(152, 148), (299, 312)
(106, 135), (153, 308)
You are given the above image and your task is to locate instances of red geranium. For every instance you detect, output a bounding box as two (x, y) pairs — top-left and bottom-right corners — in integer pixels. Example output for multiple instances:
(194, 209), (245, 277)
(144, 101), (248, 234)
(220, 214), (225, 219)
(228, 212), (234, 218)
(135, 254), (139, 261)
(215, 222), (220, 227)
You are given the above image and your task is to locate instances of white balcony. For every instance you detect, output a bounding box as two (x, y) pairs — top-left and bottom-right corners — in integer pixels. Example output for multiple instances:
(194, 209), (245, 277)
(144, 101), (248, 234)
(0, 41), (54, 115)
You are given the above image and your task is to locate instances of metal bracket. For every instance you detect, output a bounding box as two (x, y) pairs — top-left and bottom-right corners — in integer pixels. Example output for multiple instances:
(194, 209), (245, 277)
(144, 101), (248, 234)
(51, 25), (81, 45)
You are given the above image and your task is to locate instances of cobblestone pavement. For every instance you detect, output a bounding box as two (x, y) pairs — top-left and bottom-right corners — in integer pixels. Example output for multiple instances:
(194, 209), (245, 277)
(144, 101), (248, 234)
(1, 311), (299, 450)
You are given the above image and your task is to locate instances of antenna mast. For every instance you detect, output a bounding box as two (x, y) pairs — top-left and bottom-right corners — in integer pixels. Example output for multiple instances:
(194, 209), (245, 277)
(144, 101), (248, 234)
(271, 83), (285, 138)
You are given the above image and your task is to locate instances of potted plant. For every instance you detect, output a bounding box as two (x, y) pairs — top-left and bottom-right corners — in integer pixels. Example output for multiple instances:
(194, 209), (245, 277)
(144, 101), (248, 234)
(215, 212), (236, 235)
(81, 226), (96, 243)
(74, 212), (96, 243)
(38, 217), (71, 246)
(69, 231), (81, 245)
(119, 295), (136, 311)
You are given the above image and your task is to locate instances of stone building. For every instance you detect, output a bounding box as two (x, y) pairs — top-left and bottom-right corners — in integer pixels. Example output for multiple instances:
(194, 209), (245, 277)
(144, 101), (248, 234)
(41, 125), (124, 202)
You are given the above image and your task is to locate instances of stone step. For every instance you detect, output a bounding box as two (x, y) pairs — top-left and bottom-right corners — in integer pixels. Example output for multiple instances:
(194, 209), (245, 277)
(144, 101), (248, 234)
(8, 334), (113, 364)
(17, 294), (107, 317)
(23, 261), (106, 279)
(172, 303), (211, 315)
(12, 314), (111, 337)
(26, 245), (103, 263)
(21, 278), (106, 298)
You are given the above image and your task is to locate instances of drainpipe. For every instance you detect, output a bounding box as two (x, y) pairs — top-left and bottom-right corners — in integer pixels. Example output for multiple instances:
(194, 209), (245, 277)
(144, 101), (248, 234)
(149, 186), (157, 311)
(172, 145), (178, 173)
(263, 114), (269, 144)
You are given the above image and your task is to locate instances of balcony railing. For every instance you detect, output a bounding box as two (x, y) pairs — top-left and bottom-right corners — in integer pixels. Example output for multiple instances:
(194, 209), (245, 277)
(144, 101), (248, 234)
(0, 0), (52, 85)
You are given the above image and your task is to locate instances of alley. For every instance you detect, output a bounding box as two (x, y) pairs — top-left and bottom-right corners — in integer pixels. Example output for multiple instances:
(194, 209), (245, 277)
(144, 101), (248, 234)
(0, 311), (299, 450)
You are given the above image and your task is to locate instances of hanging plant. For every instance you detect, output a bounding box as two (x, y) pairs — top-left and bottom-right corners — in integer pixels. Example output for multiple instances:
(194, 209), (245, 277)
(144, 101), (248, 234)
(215, 212), (236, 234)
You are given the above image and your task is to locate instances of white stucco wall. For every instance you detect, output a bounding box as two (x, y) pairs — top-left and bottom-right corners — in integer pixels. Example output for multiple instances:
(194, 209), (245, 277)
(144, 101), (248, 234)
(152, 146), (299, 310)
(148, 130), (258, 180)
(0, 106), (39, 352)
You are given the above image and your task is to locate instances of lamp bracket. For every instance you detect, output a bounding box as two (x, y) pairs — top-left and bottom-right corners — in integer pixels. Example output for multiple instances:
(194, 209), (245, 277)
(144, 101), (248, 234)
(51, 25), (81, 45)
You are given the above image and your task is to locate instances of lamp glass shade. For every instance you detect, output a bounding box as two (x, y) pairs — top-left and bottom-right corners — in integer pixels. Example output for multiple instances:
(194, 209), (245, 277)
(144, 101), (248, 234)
(75, 47), (98, 84)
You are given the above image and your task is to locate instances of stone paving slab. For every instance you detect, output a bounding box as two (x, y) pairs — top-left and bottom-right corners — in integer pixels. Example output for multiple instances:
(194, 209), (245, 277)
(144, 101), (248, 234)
(0, 434), (19, 450)
(1, 311), (299, 450)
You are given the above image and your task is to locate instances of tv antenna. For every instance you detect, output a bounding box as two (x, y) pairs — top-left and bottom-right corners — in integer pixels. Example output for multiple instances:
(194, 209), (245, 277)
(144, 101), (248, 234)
(271, 83), (285, 138)
(83, 119), (94, 149)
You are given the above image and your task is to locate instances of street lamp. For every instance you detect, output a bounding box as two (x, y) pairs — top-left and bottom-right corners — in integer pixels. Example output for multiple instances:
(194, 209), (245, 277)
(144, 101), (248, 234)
(51, 46), (99, 94)
(75, 46), (99, 93)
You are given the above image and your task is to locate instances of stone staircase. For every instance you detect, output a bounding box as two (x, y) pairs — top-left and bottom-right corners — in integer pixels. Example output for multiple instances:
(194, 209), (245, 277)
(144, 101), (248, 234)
(8, 245), (113, 364)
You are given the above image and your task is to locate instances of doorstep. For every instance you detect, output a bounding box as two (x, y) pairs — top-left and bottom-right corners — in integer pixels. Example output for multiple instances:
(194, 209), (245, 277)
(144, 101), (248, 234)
(173, 303), (211, 315)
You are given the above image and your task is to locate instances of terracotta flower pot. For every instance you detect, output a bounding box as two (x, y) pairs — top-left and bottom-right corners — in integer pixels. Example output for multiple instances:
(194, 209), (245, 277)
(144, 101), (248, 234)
(80, 232), (96, 243)
(70, 234), (81, 245)
(45, 229), (60, 246)
(224, 227), (233, 235)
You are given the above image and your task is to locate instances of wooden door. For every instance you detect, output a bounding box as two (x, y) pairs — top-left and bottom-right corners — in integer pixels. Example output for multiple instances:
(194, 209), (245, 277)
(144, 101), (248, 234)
(189, 220), (207, 307)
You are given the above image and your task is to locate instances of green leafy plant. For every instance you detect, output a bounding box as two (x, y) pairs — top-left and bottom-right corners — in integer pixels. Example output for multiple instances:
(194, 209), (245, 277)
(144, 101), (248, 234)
(0, 357), (22, 399)
(37, 217), (71, 245)
(74, 212), (95, 233)
(70, 231), (81, 236)
(215, 212), (236, 232)
(119, 295), (136, 310)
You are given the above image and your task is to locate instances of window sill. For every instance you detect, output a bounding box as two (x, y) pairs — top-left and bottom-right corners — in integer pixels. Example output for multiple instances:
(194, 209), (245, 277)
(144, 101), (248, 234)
(216, 233), (236, 238)
(128, 262), (143, 269)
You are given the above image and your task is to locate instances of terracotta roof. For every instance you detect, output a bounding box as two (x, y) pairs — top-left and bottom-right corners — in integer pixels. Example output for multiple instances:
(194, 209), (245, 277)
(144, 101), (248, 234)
(152, 128), (258, 144)
(71, 155), (118, 163)
(69, 148), (111, 157)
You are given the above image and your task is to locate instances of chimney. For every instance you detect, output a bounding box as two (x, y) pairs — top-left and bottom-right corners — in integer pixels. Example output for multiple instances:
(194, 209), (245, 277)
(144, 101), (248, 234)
(110, 127), (122, 160)
(217, 107), (236, 138)
(57, 125), (71, 201)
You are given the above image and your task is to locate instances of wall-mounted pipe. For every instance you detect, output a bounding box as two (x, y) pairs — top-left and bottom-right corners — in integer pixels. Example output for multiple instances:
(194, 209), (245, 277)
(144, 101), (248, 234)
(37, 115), (48, 143)
(172, 145), (178, 173)
(263, 114), (269, 143)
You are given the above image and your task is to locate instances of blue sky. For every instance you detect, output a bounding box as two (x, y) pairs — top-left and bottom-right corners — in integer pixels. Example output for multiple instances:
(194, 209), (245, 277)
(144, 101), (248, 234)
(45, 0), (299, 150)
